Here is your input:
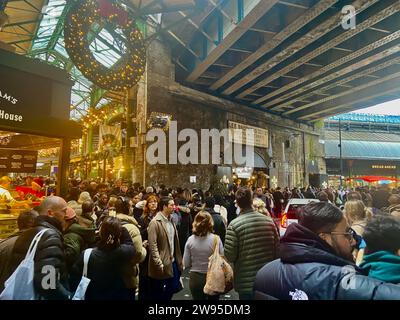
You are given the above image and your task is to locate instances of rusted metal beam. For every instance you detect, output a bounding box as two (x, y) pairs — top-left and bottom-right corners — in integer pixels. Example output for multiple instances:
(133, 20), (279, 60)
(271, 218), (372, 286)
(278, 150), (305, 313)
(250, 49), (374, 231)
(260, 29), (400, 107)
(231, 0), (379, 98)
(211, 0), (338, 91)
(273, 44), (400, 112)
(310, 88), (399, 122)
(284, 60), (400, 116)
(186, 0), (280, 83)
(278, 56), (400, 111)
(240, 0), (400, 101)
(295, 73), (400, 119)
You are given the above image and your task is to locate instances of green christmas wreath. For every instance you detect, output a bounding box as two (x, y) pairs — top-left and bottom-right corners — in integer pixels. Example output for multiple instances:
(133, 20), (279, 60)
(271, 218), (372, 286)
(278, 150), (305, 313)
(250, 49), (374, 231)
(64, 0), (146, 91)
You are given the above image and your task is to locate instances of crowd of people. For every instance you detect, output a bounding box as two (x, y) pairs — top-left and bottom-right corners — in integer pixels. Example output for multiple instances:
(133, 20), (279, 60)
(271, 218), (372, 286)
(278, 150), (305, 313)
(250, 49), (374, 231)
(1, 176), (400, 300)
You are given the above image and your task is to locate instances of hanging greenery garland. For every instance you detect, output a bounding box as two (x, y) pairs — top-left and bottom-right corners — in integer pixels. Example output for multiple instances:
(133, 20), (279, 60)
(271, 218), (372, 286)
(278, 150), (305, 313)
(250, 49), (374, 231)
(64, 0), (146, 91)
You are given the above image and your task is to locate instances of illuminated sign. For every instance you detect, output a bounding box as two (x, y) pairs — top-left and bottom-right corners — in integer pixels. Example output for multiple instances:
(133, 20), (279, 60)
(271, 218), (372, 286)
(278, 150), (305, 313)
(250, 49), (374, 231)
(0, 149), (38, 173)
(372, 165), (396, 169)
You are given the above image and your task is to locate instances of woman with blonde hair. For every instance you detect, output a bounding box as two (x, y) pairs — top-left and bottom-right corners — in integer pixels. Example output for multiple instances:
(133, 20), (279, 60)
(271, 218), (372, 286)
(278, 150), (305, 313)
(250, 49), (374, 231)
(183, 211), (224, 300)
(344, 200), (372, 236)
(253, 198), (271, 217)
(344, 200), (372, 265)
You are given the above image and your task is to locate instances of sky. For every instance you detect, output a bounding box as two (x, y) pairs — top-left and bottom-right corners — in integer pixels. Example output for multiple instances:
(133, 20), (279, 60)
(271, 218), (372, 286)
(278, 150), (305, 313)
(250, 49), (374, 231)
(351, 98), (400, 115)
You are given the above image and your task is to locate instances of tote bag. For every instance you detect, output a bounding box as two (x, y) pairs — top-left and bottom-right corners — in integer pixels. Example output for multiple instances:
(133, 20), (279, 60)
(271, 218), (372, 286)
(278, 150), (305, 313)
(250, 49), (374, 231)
(0, 228), (48, 300)
(204, 235), (233, 295)
(72, 248), (93, 300)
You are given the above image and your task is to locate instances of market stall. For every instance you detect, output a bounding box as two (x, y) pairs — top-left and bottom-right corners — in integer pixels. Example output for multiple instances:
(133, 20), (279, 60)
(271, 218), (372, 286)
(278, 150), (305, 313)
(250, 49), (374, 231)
(0, 48), (81, 237)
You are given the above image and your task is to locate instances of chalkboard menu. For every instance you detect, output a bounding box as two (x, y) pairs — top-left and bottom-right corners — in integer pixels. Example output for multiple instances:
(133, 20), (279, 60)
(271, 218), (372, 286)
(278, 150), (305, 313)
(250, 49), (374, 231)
(0, 149), (38, 173)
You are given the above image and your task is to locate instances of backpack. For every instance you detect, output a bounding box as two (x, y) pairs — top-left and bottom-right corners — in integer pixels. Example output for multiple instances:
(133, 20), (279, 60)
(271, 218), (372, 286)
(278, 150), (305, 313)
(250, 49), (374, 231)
(0, 228), (48, 300)
(72, 248), (93, 300)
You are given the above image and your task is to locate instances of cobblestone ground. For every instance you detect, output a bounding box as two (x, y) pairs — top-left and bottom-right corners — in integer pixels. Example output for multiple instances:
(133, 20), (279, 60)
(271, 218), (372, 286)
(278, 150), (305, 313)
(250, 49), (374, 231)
(172, 269), (239, 300)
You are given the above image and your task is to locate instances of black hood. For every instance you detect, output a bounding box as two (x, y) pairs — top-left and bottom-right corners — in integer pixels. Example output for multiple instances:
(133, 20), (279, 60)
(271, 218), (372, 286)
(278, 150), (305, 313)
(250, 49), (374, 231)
(280, 223), (363, 272)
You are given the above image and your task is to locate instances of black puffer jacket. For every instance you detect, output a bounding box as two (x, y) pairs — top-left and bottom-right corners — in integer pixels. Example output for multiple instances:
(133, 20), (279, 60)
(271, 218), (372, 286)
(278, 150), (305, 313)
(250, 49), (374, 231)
(10, 216), (70, 300)
(254, 223), (400, 300)
(69, 228), (136, 300)
(205, 207), (226, 244)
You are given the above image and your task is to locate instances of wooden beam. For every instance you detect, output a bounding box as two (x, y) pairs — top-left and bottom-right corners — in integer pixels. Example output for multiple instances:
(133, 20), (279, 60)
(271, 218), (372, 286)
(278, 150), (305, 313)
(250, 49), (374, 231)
(186, 0), (280, 82)
(210, 0), (338, 91)
(260, 30), (400, 107)
(240, 0), (400, 101)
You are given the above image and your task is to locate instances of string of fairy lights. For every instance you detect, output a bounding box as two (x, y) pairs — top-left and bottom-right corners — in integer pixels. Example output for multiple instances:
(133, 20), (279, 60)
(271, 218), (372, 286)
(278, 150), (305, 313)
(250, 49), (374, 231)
(64, 0), (146, 92)
(81, 104), (125, 134)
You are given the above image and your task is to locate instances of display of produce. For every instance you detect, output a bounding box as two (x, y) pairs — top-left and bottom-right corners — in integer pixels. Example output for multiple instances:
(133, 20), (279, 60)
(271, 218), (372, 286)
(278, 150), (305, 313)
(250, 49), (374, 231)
(0, 195), (42, 238)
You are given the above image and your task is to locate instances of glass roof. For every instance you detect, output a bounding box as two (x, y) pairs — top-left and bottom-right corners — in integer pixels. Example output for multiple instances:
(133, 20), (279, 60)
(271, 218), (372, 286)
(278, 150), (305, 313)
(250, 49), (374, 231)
(27, 0), (135, 120)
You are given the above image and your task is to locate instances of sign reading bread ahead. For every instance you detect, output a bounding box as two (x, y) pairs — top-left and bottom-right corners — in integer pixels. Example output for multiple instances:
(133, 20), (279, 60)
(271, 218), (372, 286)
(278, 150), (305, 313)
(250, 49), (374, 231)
(0, 149), (38, 173)
(228, 121), (269, 148)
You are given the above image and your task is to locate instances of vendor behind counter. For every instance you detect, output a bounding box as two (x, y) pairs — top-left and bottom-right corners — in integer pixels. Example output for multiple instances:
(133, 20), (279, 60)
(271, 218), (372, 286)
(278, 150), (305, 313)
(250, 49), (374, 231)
(0, 176), (13, 201)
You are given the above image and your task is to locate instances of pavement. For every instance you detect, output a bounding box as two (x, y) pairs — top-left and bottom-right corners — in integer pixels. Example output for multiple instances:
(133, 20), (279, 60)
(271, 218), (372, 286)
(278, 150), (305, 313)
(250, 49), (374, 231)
(172, 269), (239, 300)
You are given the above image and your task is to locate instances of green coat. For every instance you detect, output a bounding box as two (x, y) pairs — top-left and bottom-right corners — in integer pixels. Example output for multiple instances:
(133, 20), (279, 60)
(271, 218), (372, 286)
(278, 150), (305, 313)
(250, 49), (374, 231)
(224, 209), (279, 295)
(64, 222), (96, 270)
(360, 251), (400, 284)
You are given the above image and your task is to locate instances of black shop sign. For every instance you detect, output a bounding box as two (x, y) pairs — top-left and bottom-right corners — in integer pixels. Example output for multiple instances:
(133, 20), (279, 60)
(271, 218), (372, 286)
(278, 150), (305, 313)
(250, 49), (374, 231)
(0, 64), (52, 125)
(0, 149), (38, 173)
(0, 49), (76, 137)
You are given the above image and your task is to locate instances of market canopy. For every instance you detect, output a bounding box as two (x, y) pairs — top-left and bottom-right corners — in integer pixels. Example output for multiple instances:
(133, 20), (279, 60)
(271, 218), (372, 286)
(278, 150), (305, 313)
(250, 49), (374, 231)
(347, 176), (399, 183)
(325, 140), (400, 161)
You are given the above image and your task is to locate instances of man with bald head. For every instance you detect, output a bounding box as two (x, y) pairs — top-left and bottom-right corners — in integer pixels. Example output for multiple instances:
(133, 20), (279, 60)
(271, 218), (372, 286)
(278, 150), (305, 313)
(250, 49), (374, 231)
(5, 196), (71, 299)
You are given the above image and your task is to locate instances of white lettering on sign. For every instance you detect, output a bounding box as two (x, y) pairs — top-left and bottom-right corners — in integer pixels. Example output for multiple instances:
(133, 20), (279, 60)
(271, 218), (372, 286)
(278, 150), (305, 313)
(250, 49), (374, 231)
(0, 90), (18, 105)
(228, 121), (269, 148)
(0, 109), (23, 122)
(11, 162), (22, 169)
(11, 155), (23, 160)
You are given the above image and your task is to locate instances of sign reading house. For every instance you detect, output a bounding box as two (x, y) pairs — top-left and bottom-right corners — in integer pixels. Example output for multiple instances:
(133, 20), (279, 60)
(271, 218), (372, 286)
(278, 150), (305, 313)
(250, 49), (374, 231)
(0, 89), (23, 122)
(0, 148), (38, 173)
(0, 49), (80, 138)
(0, 63), (52, 125)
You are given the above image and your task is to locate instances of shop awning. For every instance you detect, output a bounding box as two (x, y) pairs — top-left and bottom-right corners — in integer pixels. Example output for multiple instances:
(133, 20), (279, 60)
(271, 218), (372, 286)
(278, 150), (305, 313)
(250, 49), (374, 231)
(347, 176), (399, 183)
